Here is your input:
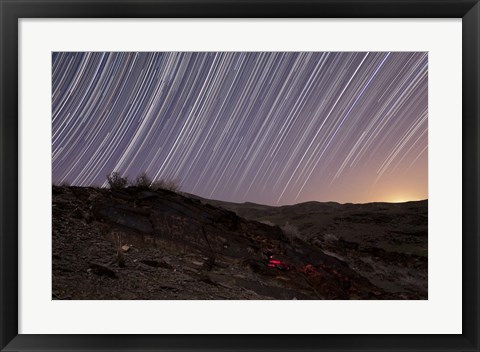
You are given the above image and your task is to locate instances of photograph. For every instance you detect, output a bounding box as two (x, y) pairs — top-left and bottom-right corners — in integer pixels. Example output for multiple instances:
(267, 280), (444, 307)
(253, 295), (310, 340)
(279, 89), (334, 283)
(51, 51), (428, 300)
(2, 0), (478, 348)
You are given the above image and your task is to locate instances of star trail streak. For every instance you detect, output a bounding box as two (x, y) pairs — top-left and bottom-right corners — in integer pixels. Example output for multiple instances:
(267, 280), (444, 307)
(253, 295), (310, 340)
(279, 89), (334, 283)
(52, 52), (428, 205)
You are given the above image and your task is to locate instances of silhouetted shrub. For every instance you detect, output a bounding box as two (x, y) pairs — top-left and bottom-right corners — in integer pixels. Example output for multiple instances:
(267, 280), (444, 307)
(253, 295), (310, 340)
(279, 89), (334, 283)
(151, 179), (181, 192)
(107, 172), (128, 190)
(164, 179), (181, 192)
(134, 172), (151, 189)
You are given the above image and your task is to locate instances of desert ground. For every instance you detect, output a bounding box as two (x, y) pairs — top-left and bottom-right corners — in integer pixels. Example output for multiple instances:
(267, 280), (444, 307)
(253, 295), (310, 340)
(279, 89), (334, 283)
(52, 186), (427, 300)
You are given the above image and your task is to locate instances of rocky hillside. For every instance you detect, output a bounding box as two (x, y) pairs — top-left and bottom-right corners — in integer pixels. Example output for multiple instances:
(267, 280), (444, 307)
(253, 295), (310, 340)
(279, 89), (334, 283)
(196, 196), (428, 297)
(52, 186), (427, 300)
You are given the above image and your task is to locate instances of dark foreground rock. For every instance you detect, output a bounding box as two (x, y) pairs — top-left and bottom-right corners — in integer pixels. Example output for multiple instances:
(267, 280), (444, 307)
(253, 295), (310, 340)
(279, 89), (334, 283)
(52, 186), (427, 300)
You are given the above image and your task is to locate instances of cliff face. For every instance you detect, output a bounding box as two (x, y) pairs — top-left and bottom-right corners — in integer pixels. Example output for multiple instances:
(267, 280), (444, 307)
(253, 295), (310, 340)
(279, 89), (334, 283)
(52, 186), (427, 300)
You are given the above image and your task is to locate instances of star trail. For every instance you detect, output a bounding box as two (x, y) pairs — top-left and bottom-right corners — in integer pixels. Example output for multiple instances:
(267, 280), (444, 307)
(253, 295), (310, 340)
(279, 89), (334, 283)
(52, 52), (428, 205)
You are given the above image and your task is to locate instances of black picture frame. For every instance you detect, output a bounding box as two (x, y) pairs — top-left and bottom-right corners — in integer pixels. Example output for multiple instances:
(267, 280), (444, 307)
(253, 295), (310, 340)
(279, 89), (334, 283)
(1, 0), (479, 351)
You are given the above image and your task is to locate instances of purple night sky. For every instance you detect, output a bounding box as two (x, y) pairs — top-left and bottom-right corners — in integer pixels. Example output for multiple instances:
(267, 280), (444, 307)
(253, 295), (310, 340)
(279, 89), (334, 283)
(52, 52), (427, 205)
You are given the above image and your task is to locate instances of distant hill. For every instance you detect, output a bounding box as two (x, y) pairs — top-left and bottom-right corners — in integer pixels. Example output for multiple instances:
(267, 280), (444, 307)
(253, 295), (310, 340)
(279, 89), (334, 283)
(190, 194), (428, 296)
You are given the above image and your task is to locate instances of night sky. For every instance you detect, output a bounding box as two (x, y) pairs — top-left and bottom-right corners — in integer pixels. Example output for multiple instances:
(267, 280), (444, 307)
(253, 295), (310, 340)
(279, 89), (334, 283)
(52, 52), (428, 205)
